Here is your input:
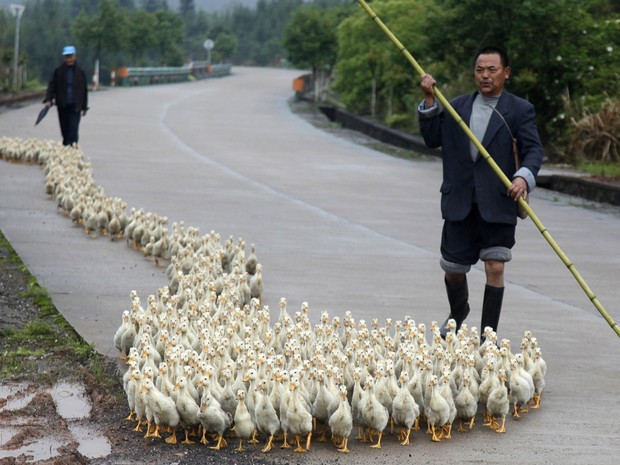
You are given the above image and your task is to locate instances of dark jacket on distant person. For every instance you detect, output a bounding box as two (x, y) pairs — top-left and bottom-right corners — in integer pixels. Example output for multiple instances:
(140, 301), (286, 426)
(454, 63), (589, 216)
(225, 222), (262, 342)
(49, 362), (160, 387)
(45, 62), (89, 112)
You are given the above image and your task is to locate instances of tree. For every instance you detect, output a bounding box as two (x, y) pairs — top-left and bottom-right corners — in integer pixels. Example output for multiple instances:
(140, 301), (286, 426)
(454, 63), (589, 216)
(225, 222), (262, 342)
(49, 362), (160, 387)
(214, 32), (238, 63)
(153, 9), (185, 65)
(179, 0), (195, 18)
(141, 0), (168, 13)
(283, 5), (335, 69)
(126, 9), (158, 65)
(335, 0), (428, 118)
(422, 0), (620, 146)
(73, 0), (128, 63)
(17, 0), (76, 85)
(183, 10), (212, 61)
(223, 4), (255, 64)
(222, 0), (302, 66)
(283, 4), (338, 100)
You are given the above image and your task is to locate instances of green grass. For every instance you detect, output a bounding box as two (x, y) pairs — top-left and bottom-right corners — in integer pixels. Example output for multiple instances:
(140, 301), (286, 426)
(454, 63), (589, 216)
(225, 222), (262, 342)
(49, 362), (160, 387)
(576, 162), (620, 179)
(0, 353), (38, 377)
(0, 229), (117, 388)
(20, 320), (58, 339)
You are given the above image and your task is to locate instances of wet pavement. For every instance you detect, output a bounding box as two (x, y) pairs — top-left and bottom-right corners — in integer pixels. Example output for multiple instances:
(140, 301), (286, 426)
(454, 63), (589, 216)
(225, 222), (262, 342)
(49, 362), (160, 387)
(1, 67), (619, 464)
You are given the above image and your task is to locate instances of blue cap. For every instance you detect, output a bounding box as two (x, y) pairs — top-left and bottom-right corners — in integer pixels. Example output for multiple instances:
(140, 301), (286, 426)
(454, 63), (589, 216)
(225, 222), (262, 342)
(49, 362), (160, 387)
(62, 45), (76, 55)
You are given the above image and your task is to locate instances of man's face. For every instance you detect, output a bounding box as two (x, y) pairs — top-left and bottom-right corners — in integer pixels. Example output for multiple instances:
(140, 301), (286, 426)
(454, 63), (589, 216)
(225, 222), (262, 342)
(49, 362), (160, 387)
(63, 54), (76, 66)
(475, 53), (510, 97)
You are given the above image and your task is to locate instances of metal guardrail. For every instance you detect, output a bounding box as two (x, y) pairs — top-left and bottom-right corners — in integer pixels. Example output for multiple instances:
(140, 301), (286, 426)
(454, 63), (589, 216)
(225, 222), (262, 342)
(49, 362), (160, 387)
(116, 63), (232, 86)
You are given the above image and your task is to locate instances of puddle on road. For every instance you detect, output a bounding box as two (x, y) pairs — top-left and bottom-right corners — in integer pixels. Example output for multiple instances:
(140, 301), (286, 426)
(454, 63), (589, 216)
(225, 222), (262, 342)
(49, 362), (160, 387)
(49, 381), (91, 420)
(0, 434), (65, 462)
(0, 383), (29, 399)
(68, 422), (112, 458)
(0, 426), (19, 447)
(0, 381), (112, 462)
(0, 383), (35, 413)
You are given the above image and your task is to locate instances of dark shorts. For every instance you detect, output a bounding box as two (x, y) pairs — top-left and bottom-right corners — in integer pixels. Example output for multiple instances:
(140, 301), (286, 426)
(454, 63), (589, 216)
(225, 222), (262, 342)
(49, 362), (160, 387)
(440, 204), (516, 272)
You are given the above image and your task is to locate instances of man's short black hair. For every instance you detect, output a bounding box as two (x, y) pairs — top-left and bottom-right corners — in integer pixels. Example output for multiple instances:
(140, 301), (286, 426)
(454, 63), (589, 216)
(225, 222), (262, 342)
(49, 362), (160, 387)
(475, 46), (510, 68)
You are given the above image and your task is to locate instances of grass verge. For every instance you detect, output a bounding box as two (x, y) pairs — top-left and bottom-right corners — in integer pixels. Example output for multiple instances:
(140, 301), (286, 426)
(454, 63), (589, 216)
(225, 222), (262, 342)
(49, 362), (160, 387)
(576, 161), (620, 180)
(0, 228), (121, 396)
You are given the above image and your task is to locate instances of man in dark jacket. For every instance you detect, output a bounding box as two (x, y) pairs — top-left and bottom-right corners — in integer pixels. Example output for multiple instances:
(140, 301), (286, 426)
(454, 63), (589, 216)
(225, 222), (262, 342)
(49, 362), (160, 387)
(418, 46), (543, 340)
(44, 45), (89, 146)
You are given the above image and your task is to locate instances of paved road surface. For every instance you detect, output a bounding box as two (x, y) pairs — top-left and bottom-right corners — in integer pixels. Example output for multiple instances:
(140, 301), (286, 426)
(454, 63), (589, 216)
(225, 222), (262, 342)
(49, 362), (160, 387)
(1, 67), (619, 464)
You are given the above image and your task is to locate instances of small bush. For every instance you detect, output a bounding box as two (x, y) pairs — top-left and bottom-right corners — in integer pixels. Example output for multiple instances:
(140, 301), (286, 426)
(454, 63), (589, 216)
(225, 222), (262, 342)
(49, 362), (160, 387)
(568, 98), (620, 163)
(385, 113), (414, 131)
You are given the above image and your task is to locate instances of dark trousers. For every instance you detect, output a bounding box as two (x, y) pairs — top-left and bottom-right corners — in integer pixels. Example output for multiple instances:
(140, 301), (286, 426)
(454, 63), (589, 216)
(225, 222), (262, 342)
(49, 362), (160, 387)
(57, 104), (81, 146)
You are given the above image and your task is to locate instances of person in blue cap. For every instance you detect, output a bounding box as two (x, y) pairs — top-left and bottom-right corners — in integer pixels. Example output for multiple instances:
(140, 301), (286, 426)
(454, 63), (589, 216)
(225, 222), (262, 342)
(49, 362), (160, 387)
(44, 45), (89, 146)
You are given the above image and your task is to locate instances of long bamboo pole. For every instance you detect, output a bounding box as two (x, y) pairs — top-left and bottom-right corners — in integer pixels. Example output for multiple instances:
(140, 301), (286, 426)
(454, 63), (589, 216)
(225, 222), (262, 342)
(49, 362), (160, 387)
(356, 0), (619, 338)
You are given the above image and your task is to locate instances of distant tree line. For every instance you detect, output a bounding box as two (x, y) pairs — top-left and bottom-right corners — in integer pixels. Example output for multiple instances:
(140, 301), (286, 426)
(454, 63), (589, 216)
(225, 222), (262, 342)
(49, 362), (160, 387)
(0, 0), (309, 89)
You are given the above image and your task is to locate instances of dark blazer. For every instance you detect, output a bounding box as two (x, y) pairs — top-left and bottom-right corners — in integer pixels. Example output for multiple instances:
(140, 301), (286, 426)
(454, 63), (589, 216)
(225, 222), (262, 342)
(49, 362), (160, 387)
(420, 91), (543, 225)
(44, 62), (89, 112)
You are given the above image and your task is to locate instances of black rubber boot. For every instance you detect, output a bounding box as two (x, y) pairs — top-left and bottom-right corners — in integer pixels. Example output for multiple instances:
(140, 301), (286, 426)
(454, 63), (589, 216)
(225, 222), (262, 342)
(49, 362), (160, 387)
(440, 276), (470, 338)
(480, 284), (505, 341)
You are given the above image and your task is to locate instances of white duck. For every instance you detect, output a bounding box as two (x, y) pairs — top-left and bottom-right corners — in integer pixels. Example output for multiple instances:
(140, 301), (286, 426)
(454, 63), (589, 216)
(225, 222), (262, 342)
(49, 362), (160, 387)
(439, 367), (457, 439)
(425, 375), (450, 442)
(328, 384), (353, 453)
(198, 392), (231, 450)
(311, 369), (334, 442)
(233, 389), (256, 452)
(358, 376), (389, 448)
(485, 368), (509, 433)
(391, 371), (419, 446)
(406, 357), (425, 418)
(509, 355), (535, 418)
(479, 356), (500, 422)
(218, 368), (238, 418)
(124, 366), (141, 423)
(350, 367), (364, 440)
(156, 362), (176, 402)
(245, 243), (258, 276)
(286, 375), (313, 453)
(275, 370), (293, 449)
(373, 364), (396, 433)
(455, 371), (478, 432)
(249, 264), (263, 304)
(113, 310), (134, 360)
(254, 379), (280, 452)
(135, 366), (155, 434)
(531, 347), (546, 408)
(174, 377), (200, 444)
(140, 378), (180, 443)
(107, 209), (122, 240)
(243, 368), (259, 423)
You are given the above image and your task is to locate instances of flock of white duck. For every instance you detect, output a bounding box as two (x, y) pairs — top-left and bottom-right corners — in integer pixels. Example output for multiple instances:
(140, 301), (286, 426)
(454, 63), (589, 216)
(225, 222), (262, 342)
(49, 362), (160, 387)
(1, 136), (547, 454)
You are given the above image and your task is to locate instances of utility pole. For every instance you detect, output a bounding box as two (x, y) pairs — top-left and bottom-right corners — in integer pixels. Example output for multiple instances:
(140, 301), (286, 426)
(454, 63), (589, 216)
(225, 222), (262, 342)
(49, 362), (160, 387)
(203, 39), (214, 73)
(10, 4), (25, 90)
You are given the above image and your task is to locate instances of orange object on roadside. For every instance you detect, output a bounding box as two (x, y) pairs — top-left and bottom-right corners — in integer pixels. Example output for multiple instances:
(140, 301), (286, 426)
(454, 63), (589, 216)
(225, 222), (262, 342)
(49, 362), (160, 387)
(293, 78), (305, 92)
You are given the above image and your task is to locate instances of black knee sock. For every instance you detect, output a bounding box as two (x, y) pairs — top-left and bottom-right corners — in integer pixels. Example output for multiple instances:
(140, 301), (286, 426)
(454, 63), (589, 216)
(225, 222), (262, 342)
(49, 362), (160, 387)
(481, 284), (504, 337)
(440, 276), (470, 337)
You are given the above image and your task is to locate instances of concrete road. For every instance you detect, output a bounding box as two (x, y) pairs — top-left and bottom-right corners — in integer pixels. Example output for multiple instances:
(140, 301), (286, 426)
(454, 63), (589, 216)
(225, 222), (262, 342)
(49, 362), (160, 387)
(1, 67), (619, 464)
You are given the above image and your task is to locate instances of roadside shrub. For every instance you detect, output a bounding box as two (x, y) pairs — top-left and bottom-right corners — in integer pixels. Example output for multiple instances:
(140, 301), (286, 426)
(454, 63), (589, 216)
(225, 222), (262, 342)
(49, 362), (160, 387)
(385, 113), (414, 131)
(568, 98), (620, 163)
